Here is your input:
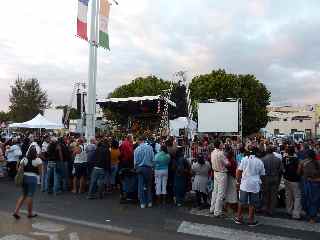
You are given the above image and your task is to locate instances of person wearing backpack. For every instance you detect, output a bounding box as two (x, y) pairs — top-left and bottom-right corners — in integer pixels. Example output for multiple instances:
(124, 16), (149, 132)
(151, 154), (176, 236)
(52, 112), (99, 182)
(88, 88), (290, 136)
(13, 146), (42, 219)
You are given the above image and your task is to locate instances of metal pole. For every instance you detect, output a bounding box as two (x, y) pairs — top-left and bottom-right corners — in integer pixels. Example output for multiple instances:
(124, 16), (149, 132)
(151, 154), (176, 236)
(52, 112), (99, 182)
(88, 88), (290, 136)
(86, 0), (99, 140)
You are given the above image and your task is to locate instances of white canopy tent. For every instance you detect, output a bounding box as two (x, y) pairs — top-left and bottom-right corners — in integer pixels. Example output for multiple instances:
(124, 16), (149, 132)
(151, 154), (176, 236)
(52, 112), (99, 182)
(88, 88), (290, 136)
(9, 114), (64, 129)
(169, 117), (197, 138)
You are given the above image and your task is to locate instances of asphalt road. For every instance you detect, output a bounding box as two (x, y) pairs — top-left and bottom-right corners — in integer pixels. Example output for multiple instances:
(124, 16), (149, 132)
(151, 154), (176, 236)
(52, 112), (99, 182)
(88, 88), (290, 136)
(0, 179), (319, 240)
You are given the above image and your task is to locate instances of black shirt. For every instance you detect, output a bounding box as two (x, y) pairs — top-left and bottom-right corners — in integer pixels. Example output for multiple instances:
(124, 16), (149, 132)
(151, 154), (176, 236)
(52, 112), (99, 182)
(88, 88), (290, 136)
(283, 156), (300, 182)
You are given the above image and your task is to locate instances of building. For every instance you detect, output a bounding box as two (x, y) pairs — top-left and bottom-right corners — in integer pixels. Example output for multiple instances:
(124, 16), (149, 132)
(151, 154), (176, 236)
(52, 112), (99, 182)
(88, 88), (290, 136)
(265, 105), (319, 139)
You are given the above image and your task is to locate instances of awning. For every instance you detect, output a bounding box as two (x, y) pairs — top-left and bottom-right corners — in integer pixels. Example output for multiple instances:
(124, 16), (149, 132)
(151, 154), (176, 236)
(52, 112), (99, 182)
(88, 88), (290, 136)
(97, 95), (176, 107)
(9, 114), (64, 129)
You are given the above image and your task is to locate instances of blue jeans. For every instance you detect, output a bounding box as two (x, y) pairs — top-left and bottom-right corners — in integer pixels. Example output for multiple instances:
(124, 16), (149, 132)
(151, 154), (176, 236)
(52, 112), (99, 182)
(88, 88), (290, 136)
(22, 175), (38, 197)
(47, 162), (63, 194)
(62, 162), (69, 191)
(41, 160), (48, 192)
(174, 175), (187, 205)
(88, 168), (105, 197)
(137, 166), (153, 205)
(110, 165), (118, 185)
(303, 180), (320, 219)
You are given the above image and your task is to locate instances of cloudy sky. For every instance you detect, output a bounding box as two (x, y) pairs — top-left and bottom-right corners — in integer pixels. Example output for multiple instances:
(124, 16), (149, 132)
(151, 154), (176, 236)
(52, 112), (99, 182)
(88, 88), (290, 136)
(0, 0), (319, 111)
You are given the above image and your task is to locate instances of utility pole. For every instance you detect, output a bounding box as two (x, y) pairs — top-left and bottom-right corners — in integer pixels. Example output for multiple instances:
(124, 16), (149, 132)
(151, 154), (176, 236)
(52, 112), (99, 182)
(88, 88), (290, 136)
(86, 0), (99, 141)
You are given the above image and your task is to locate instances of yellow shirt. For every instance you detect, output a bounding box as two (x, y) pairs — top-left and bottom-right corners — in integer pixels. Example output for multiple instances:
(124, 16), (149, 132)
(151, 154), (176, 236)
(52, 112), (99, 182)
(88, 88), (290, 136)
(110, 148), (120, 165)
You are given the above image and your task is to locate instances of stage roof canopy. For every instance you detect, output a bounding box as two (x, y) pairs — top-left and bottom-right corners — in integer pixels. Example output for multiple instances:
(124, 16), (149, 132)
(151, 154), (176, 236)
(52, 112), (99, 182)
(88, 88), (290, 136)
(97, 95), (176, 107)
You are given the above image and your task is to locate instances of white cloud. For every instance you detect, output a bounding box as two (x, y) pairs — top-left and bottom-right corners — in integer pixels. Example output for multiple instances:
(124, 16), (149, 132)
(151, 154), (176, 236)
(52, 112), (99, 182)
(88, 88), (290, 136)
(0, 0), (320, 111)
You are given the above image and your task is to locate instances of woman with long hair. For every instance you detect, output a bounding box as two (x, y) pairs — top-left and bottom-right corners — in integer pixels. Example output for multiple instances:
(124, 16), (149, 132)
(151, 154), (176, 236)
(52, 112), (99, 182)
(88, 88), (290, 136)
(13, 146), (42, 219)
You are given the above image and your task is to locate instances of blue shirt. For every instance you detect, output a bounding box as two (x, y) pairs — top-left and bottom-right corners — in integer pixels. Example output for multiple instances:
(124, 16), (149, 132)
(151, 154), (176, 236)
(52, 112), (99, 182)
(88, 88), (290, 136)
(134, 143), (154, 167)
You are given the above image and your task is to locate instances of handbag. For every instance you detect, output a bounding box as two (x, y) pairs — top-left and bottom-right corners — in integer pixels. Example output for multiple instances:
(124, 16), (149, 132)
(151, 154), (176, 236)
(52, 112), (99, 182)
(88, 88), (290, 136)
(15, 159), (25, 187)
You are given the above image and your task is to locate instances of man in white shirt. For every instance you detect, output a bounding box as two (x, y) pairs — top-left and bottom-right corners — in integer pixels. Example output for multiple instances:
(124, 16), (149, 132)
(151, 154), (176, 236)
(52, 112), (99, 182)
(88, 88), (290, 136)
(5, 138), (22, 179)
(210, 140), (230, 217)
(234, 147), (265, 227)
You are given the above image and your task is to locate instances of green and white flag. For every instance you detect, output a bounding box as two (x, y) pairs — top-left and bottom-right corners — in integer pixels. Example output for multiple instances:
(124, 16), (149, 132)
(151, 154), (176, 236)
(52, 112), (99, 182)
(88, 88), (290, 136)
(99, 0), (110, 50)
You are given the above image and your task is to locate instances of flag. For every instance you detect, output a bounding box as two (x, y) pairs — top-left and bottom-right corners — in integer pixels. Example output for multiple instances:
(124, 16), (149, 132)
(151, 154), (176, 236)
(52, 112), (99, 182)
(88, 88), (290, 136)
(77, 0), (89, 40)
(99, 0), (110, 49)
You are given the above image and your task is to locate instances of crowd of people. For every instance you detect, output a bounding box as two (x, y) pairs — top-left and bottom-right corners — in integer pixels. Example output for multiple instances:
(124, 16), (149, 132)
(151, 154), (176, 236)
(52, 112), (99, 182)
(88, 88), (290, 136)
(0, 133), (319, 225)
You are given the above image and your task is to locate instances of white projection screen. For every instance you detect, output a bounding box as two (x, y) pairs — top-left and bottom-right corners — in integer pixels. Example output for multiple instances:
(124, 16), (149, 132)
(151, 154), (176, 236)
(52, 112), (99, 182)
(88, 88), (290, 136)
(198, 102), (239, 132)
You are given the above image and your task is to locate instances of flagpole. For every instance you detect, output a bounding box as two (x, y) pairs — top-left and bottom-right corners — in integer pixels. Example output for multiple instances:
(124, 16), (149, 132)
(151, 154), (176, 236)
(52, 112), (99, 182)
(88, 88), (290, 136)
(86, 0), (99, 140)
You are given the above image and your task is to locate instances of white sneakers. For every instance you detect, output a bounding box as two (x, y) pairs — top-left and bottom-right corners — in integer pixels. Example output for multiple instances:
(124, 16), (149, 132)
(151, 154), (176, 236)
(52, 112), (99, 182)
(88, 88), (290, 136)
(140, 203), (152, 209)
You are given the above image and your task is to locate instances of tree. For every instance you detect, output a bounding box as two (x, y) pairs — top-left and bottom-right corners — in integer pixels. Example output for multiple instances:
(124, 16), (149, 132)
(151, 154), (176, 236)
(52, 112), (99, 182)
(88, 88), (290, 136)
(110, 75), (172, 98)
(109, 75), (189, 120)
(0, 111), (11, 122)
(9, 77), (50, 122)
(189, 69), (271, 136)
(169, 81), (188, 119)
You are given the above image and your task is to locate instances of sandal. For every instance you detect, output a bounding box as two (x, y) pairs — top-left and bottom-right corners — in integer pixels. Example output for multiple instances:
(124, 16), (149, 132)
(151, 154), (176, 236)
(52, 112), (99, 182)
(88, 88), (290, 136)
(13, 213), (21, 220)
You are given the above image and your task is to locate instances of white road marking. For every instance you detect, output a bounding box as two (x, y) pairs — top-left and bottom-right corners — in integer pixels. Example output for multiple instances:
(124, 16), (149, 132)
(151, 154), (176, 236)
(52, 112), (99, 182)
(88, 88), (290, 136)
(178, 221), (301, 240)
(256, 216), (320, 233)
(32, 222), (66, 232)
(69, 232), (80, 240)
(190, 209), (320, 233)
(31, 232), (58, 240)
(21, 210), (132, 235)
(0, 235), (34, 240)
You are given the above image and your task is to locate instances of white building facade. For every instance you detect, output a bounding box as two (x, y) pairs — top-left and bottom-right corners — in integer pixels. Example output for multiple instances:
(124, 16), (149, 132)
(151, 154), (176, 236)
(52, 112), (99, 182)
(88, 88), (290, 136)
(265, 106), (318, 139)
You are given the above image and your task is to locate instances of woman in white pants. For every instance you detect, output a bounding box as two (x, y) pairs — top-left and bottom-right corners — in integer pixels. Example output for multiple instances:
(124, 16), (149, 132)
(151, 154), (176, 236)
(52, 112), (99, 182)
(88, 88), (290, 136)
(153, 145), (171, 205)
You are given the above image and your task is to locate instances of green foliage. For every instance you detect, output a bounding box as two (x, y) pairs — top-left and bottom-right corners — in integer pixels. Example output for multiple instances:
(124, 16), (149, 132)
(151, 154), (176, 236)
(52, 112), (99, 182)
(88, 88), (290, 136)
(169, 83), (188, 119)
(109, 75), (189, 121)
(0, 111), (11, 122)
(110, 75), (172, 98)
(9, 77), (50, 122)
(189, 69), (271, 136)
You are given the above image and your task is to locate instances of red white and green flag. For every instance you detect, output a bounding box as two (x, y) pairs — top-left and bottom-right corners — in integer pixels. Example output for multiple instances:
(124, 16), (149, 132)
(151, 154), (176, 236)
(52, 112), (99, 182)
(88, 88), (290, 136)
(77, 0), (89, 40)
(99, 0), (110, 50)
